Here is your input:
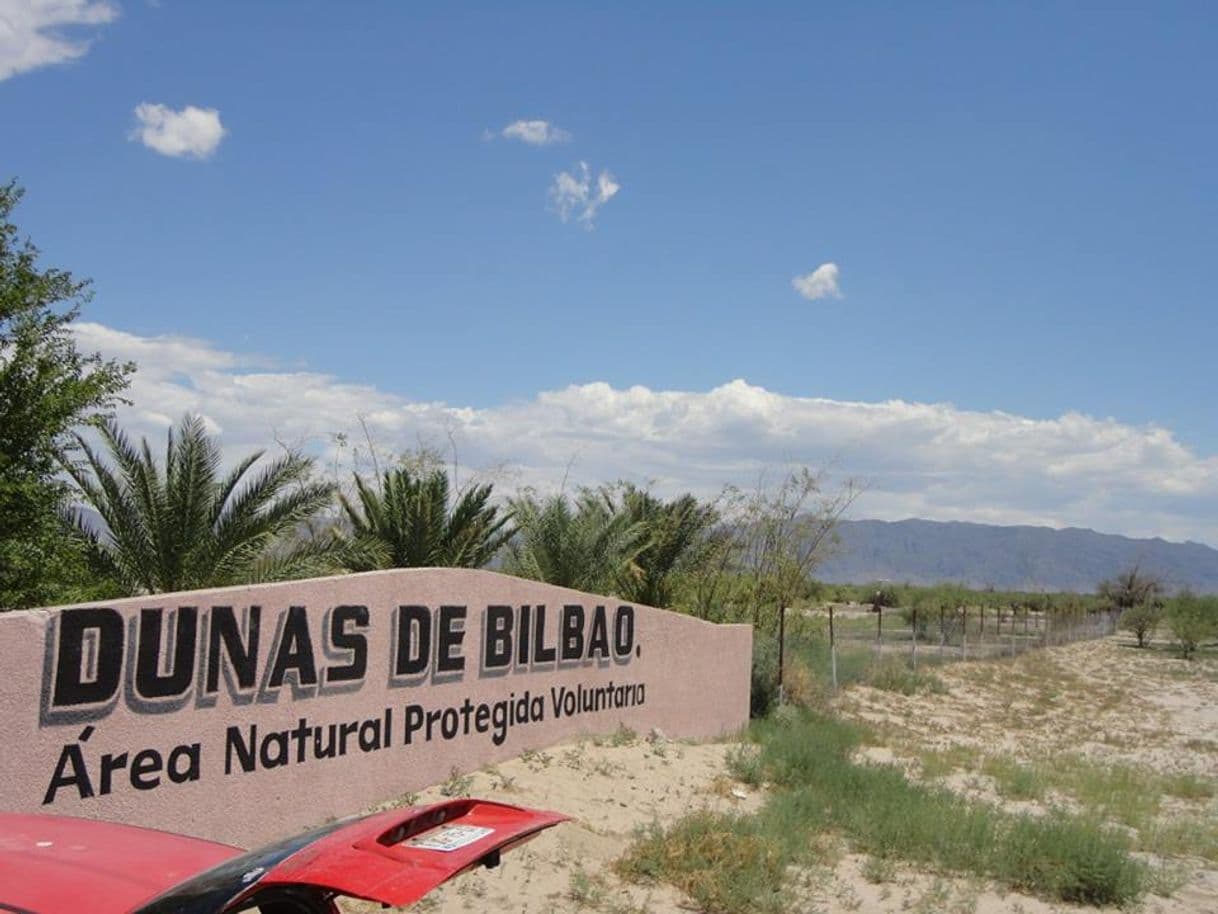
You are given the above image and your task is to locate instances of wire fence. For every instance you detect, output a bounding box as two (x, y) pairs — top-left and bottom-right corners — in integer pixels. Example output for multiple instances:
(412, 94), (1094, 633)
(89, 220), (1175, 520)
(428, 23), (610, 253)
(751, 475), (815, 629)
(814, 603), (1121, 690)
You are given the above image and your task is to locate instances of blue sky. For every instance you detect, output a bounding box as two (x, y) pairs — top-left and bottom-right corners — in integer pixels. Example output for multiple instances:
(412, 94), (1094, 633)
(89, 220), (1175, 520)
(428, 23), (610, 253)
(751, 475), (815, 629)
(4, 2), (1218, 544)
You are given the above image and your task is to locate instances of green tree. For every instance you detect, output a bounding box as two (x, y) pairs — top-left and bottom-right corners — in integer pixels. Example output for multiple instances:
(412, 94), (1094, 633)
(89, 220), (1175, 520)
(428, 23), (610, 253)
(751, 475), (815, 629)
(605, 483), (719, 608)
(1163, 591), (1218, 659)
(503, 488), (644, 593)
(1, 181), (133, 610)
(731, 467), (860, 631)
(339, 467), (513, 570)
(1118, 602), (1163, 649)
(65, 415), (336, 593)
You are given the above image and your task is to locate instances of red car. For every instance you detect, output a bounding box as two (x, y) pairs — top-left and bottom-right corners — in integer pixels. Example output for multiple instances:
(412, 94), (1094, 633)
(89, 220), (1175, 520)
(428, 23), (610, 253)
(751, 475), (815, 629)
(0, 798), (566, 914)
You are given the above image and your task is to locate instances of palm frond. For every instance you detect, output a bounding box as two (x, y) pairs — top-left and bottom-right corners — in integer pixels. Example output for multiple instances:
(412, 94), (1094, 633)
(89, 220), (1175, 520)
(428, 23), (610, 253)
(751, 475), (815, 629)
(64, 415), (335, 593)
(339, 466), (511, 571)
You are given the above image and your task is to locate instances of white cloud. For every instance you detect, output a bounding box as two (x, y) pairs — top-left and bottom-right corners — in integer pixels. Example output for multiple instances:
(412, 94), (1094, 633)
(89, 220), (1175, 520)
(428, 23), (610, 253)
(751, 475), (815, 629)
(130, 103), (226, 159)
(0, 0), (117, 81)
(548, 161), (620, 229)
(792, 262), (842, 301)
(499, 119), (571, 146)
(72, 322), (1218, 547)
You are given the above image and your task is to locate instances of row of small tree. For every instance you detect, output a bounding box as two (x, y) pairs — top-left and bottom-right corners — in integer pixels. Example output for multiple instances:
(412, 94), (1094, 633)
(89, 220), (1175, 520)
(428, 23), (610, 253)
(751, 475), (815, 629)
(826, 569), (1215, 658)
(1106, 567), (1218, 658)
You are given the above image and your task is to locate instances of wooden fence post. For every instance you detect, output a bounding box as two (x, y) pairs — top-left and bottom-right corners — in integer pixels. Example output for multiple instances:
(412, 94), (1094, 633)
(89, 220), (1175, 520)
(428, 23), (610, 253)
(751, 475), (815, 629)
(829, 605), (838, 691)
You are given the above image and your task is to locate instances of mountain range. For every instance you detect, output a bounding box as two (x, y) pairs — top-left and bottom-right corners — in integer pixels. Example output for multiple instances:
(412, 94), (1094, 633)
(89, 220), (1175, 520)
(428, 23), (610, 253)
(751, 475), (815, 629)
(817, 519), (1218, 594)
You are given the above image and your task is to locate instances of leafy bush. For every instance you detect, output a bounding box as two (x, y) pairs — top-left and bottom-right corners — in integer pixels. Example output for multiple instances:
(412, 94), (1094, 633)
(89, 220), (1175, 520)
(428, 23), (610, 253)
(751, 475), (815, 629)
(865, 582), (903, 608)
(781, 655), (828, 708)
(1164, 592), (1218, 659)
(1119, 602), (1163, 648)
(999, 814), (1143, 906)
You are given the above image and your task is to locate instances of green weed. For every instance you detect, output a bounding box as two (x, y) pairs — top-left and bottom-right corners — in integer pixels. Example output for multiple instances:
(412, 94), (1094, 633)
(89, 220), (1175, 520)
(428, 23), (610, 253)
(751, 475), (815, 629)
(616, 811), (792, 914)
(981, 756), (1045, 800)
(439, 766), (473, 797)
(725, 743), (764, 787)
(619, 711), (1147, 909)
(865, 657), (948, 695)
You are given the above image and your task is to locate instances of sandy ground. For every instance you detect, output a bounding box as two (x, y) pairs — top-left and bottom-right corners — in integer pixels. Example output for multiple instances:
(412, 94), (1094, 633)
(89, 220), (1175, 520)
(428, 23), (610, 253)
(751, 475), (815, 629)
(339, 636), (1216, 914)
(340, 734), (757, 914)
(838, 638), (1218, 776)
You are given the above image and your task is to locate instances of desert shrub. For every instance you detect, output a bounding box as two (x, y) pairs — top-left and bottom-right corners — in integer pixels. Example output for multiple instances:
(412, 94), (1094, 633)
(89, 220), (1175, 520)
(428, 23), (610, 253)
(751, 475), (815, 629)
(725, 743), (764, 787)
(865, 657), (947, 696)
(1162, 772), (1215, 800)
(865, 582), (903, 608)
(1119, 602), (1163, 648)
(622, 712), (1152, 909)
(616, 811), (789, 913)
(999, 814), (1143, 905)
(982, 756), (1045, 800)
(1164, 592), (1218, 659)
(1144, 816), (1218, 862)
(749, 638), (779, 718)
(781, 655), (828, 708)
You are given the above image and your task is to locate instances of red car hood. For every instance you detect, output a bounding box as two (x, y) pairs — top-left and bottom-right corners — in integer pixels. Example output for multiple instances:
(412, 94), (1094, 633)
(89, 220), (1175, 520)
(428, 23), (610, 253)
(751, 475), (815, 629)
(0, 813), (241, 913)
(1, 800), (566, 914)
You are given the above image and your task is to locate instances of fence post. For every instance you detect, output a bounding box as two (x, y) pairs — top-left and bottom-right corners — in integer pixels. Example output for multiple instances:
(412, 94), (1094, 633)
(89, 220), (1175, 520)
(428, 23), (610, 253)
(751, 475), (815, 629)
(875, 604), (883, 659)
(829, 605), (838, 691)
(911, 607), (918, 670)
(777, 605), (786, 705)
(960, 606), (967, 660)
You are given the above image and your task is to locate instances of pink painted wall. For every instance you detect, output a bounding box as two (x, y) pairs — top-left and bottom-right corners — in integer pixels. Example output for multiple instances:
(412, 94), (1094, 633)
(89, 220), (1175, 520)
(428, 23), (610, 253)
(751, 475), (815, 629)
(0, 569), (751, 847)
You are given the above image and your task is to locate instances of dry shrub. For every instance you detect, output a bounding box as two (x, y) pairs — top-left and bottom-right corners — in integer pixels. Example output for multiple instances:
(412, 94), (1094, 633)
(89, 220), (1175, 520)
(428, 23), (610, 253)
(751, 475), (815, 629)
(783, 656), (829, 708)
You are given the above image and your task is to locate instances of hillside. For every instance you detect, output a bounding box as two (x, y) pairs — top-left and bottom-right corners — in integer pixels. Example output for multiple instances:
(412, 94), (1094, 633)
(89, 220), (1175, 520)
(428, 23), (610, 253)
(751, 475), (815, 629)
(819, 518), (1218, 593)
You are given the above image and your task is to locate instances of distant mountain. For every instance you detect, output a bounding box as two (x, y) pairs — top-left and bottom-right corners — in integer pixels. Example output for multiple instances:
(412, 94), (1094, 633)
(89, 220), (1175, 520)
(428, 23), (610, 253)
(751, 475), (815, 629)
(817, 518), (1218, 594)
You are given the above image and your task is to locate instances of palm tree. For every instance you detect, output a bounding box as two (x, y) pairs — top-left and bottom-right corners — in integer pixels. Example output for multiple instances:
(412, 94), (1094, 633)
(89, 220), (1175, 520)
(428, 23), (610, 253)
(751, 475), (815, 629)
(339, 467), (513, 570)
(503, 488), (645, 594)
(64, 415), (337, 594)
(606, 484), (718, 607)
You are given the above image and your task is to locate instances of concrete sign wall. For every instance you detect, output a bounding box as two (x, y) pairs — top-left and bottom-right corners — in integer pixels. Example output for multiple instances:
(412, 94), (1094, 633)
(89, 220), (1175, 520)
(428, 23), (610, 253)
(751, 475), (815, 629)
(0, 569), (751, 846)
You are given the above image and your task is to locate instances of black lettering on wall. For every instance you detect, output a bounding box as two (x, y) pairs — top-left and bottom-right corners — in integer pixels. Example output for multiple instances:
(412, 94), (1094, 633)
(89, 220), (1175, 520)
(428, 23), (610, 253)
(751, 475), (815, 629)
(52, 608), (124, 708)
(394, 605), (431, 677)
(326, 604), (368, 684)
(587, 605), (611, 658)
(483, 605), (513, 670)
(204, 605), (261, 695)
(532, 605), (556, 663)
(614, 605), (635, 657)
(516, 605), (531, 666)
(268, 606), (318, 688)
(561, 604), (585, 661)
(134, 607), (198, 700)
(436, 605), (466, 674)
